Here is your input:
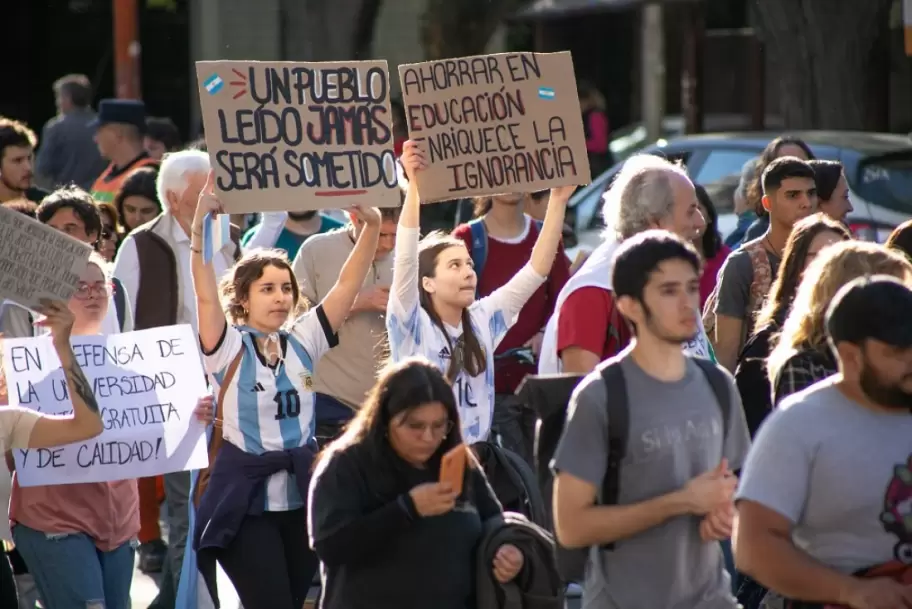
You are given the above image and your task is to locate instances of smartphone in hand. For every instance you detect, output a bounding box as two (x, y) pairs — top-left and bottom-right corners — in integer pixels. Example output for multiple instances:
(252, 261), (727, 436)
(439, 444), (467, 495)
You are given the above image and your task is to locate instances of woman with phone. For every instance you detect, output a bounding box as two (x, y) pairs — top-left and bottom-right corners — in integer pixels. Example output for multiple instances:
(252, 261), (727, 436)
(388, 140), (574, 445)
(308, 357), (524, 609)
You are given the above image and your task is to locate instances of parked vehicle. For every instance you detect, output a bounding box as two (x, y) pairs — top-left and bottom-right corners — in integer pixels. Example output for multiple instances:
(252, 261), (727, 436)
(567, 131), (912, 259)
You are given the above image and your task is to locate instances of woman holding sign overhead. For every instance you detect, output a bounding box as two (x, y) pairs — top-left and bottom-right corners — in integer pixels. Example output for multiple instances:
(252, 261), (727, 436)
(6, 252), (137, 609)
(387, 140), (573, 446)
(189, 171), (381, 609)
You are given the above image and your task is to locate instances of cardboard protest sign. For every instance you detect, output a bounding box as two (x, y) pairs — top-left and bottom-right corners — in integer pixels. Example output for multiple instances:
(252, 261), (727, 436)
(3, 325), (209, 486)
(0, 205), (92, 310)
(398, 51), (591, 203)
(195, 60), (401, 213)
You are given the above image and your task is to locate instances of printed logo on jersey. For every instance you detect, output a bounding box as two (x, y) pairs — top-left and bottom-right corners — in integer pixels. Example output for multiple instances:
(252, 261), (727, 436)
(253, 382), (266, 392)
(439, 346), (451, 359)
(298, 371), (314, 391)
(880, 454), (912, 563)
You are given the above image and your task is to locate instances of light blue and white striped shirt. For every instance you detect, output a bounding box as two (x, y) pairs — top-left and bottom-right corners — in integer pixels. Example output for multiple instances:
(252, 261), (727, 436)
(203, 305), (337, 512)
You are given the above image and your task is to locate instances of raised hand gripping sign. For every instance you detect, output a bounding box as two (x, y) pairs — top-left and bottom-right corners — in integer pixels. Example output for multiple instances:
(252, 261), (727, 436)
(2, 325), (209, 486)
(397, 51), (591, 203)
(195, 60), (403, 214)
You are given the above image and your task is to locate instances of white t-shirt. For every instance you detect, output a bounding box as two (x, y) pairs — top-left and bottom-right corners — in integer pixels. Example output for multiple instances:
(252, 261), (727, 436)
(203, 306), (336, 512)
(387, 226), (546, 444)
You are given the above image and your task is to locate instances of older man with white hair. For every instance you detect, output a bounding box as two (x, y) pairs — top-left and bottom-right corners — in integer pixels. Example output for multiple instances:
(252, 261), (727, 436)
(113, 149), (240, 607)
(539, 154), (709, 375)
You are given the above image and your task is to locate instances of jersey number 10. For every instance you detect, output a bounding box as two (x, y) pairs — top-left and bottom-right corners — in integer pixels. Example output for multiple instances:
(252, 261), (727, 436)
(274, 389), (302, 420)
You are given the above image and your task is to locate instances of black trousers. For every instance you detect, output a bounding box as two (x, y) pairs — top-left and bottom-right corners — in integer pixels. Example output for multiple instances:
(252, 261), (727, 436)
(215, 508), (318, 609)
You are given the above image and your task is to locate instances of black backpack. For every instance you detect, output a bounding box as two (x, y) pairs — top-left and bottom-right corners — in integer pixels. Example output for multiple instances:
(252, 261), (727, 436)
(473, 441), (549, 529)
(734, 322), (777, 437)
(517, 355), (731, 583)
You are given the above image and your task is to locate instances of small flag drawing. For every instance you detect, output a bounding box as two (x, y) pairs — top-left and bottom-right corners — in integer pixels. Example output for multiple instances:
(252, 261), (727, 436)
(538, 87), (556, 100)
(202, 212), (231, 264)
(203, 74), (224, 96)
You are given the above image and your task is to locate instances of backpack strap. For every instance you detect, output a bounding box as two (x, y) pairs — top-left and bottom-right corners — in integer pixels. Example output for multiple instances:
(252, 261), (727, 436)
(468, 219), (488, 295)
(193, 349), (243, 507)
(691, 357), (731, 438)
(598, 360), (629, 551)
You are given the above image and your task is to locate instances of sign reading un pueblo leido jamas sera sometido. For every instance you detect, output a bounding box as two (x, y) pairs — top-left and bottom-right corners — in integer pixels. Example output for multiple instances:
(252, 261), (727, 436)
(398, 51), (591, 203)
(195, 60), (401, 213)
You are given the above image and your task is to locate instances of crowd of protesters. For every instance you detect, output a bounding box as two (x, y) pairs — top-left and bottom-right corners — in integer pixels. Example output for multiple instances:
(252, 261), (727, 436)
(0, 71), (910, 609)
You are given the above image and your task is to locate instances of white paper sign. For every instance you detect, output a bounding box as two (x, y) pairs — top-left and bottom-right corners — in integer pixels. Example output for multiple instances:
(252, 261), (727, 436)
(0, 205), (92, 310)
(2, 325), (209, 486)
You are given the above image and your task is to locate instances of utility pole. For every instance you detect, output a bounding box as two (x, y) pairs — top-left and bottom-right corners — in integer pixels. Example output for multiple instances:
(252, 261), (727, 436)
(113, 0), (142, 99)
(641, 2), (665, 142)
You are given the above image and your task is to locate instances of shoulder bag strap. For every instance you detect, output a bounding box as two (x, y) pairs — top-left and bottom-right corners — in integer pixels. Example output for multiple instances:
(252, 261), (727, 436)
(193, 349), (244, 507)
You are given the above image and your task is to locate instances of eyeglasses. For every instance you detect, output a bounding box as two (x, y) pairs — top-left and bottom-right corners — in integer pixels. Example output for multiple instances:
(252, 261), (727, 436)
(401, 419), (454, 437)
(100, 226), (116, 241)
(73, 281), (112, 300)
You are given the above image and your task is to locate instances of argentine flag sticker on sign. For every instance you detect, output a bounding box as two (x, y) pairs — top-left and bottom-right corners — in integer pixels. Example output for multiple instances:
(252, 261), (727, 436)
(203, 73), (224, 95)
(538, 87), (555, 100)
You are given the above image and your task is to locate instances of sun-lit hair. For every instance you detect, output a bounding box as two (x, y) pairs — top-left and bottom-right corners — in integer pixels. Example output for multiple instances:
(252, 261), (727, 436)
(753, 213), (851, 331)
(767, 241), (912, 385)
(156, 148), (209, 207)
(218, 249), (303, 325)
(601, 153), (690, 240)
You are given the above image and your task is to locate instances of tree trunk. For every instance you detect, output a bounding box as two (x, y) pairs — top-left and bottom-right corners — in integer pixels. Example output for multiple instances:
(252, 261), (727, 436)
(284, 0), (384, 61)
(421, 0), (529, 60)
(751, 0), (892, 130)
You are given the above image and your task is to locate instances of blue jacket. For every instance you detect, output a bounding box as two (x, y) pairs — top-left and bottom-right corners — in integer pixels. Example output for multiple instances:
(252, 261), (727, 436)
(193, 440), (315, 605)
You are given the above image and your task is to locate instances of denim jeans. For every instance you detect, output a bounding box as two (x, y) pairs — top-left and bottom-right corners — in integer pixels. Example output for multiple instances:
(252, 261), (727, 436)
(12, 524), (135, 609)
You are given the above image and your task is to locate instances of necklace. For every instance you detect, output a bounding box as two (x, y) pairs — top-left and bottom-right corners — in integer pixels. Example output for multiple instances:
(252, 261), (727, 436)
(763, 233), (781, 257)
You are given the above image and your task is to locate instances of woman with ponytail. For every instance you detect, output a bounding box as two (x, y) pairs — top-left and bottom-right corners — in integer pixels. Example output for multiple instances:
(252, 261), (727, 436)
(387, 140), (575, 444)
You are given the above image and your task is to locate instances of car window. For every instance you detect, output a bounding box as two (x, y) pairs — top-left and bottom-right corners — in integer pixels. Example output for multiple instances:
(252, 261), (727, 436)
(852, 153), (912, 215)
(692, 149), (759, 215)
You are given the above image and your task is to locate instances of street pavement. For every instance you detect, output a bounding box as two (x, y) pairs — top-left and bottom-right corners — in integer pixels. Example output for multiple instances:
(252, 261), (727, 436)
(131, 559), (242, 609)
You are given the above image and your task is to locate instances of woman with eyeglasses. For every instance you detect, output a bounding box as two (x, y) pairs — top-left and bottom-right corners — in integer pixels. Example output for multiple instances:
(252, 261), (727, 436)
(308, 357), (524, 609)
(389, 141), (574, 446)
(6, 252), (138, 609)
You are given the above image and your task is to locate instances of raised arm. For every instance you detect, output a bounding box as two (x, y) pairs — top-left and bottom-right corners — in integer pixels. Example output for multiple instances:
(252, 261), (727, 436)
(529, 186), (573, 277)
(26, 300), (104, 448)
(389, 142), (426, 317)
(318, 206), (380, 333)
(241, 212), (288, 253)
(190, 171), (229, 353)
(478, 187), (574, 326)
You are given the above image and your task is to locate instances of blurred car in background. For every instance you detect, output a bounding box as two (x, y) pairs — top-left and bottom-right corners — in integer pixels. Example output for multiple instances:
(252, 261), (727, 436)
(567, 130), (912, 260)
(608, 114), (786, 162)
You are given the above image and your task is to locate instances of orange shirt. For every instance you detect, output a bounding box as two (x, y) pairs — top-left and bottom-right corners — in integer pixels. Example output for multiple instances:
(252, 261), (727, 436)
(90, 154), (158, 203)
